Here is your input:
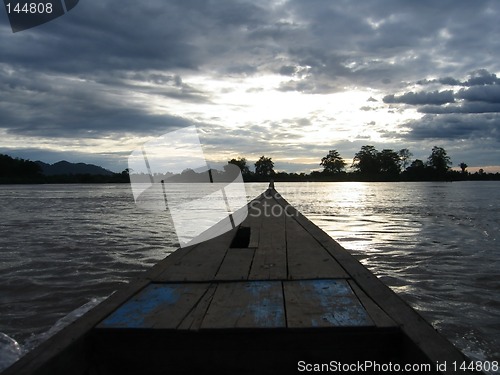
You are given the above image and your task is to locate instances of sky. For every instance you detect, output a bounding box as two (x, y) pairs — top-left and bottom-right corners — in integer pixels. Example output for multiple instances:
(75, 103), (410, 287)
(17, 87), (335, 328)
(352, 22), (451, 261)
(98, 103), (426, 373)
(1, 0), (500, 173)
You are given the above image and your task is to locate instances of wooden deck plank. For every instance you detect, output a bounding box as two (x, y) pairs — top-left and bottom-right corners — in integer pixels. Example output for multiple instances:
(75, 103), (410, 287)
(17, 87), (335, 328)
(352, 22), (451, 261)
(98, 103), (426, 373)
(178, 283), (218, 330)
(201, 281), (285, 329)
(246, 196), (263, 249)
(286, 215), (349, 279)
(214, 247), (255, 280)
(96, 283), (210, 329)
(248, 222), (260, 248)
(213, 199), (261, 280)
(144, 244), (198, 281)
(248, 197), (287, 280)
(348, 280), (397, 328)
(283, 279), (373, 328)
(154, 227), (236, 282)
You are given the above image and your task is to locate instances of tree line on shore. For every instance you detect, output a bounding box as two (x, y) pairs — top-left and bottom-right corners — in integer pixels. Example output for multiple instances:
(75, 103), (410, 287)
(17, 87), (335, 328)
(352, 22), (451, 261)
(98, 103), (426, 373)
(229, 146), (500, 182)
(1, 146), (499, 184)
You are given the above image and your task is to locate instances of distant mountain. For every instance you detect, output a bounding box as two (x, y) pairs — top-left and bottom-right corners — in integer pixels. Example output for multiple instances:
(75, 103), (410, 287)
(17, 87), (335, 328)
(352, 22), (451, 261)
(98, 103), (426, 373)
(35, 160), (114, 176)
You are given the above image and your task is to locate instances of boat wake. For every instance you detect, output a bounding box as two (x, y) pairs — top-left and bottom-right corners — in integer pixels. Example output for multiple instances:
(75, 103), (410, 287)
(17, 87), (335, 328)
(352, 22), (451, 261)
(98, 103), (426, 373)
(0, 295), (110, 372)
(0, 332), (22, 372)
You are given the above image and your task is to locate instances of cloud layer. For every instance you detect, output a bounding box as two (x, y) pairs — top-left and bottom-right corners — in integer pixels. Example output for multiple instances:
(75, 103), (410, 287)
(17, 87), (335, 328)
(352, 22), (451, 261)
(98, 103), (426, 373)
(1, 0), (499, 171)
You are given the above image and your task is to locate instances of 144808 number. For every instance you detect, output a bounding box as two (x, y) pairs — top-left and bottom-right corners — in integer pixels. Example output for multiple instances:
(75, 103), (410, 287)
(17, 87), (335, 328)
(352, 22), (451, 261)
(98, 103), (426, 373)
(6, 2), (53, 14)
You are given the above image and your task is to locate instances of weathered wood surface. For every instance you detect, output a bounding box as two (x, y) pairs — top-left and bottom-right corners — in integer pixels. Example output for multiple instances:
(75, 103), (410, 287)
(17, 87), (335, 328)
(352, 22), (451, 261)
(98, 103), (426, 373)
(96, 279), (383, 331)
(283, 279), (373, 328)
(286, 215), (349, 279)
(201, 281), (285, 329)
(97, 283), (211, 329)
(147, 190), (351, 283)
(247, 198), (288, 280)
(3, 187), (476, 375)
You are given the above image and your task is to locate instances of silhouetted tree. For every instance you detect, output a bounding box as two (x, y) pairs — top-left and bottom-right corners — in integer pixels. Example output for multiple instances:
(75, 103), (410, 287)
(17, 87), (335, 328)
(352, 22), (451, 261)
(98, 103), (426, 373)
(181, 168), (196, 176)
(255, 156), (275, 177)
(427, 146), (451, 178)
(227, 157), (250, 176)
(404, 159), (427, 180)
(378, 149), (401, 177)
(398, 148), (413, 171)
(117, 169), (130, 182)
(352, 145), (380, 176)
(411, 159), (425, 169)
(459, 162), (468, 173)
(320, 150), (346, 173)
(0, 154), (41, 178)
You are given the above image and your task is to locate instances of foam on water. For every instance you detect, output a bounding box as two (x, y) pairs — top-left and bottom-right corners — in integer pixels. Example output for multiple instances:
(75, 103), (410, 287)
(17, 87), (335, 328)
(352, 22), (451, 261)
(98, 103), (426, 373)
(0, 332), (22, 372)
(0, 295), (109, 372)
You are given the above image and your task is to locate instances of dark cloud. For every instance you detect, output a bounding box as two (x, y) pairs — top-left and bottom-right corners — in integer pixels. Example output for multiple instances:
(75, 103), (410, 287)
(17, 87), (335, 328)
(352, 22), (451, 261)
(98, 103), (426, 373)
(417, 69), (500, 87)
(417, 77), (463, 86)
(419, 102), (500, 114)
(0, 0), (271, 74)
(277, 64), (313, 79)
(143, 74), (182, 86)
(277, 78), (339, 94)
(391, 70), (500, 117)
(457, 84), (500, 103)
(223, 64), (259, 76)
(96, 72), (211, 103)
(0, 68), (196, 137)
(405, 113), (500, 141)
(278, 65), (298, 76)
(387, 69), (500, 152)
(281, 118), (313, 128)
(2, 1), (499, 87)
(464, 69), (500, 86)
(276, 1), (500, 92)
(383, 90), (455, 105)
(386, 72), (500, 118)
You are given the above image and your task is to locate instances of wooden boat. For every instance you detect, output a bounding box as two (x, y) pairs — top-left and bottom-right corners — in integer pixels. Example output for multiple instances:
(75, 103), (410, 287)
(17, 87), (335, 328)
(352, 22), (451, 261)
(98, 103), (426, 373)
(4, 185), (476, 375)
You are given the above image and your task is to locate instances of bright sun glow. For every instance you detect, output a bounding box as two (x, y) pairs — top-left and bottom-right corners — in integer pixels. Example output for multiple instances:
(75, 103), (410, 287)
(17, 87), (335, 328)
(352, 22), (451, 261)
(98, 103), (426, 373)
(151, 73), (419, 148)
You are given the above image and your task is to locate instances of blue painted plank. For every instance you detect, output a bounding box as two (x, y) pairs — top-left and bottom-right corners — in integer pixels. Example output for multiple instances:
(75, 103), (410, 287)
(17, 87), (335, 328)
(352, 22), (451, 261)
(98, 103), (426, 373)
(97, 283), (210, 329)
(201, 281), (285, 329)
(284, 279), (374, 328)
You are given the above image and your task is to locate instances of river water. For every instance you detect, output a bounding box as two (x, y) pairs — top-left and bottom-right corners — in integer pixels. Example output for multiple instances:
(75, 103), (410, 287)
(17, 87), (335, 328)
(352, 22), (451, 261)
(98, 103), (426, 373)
(0, 182), (499, 371)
